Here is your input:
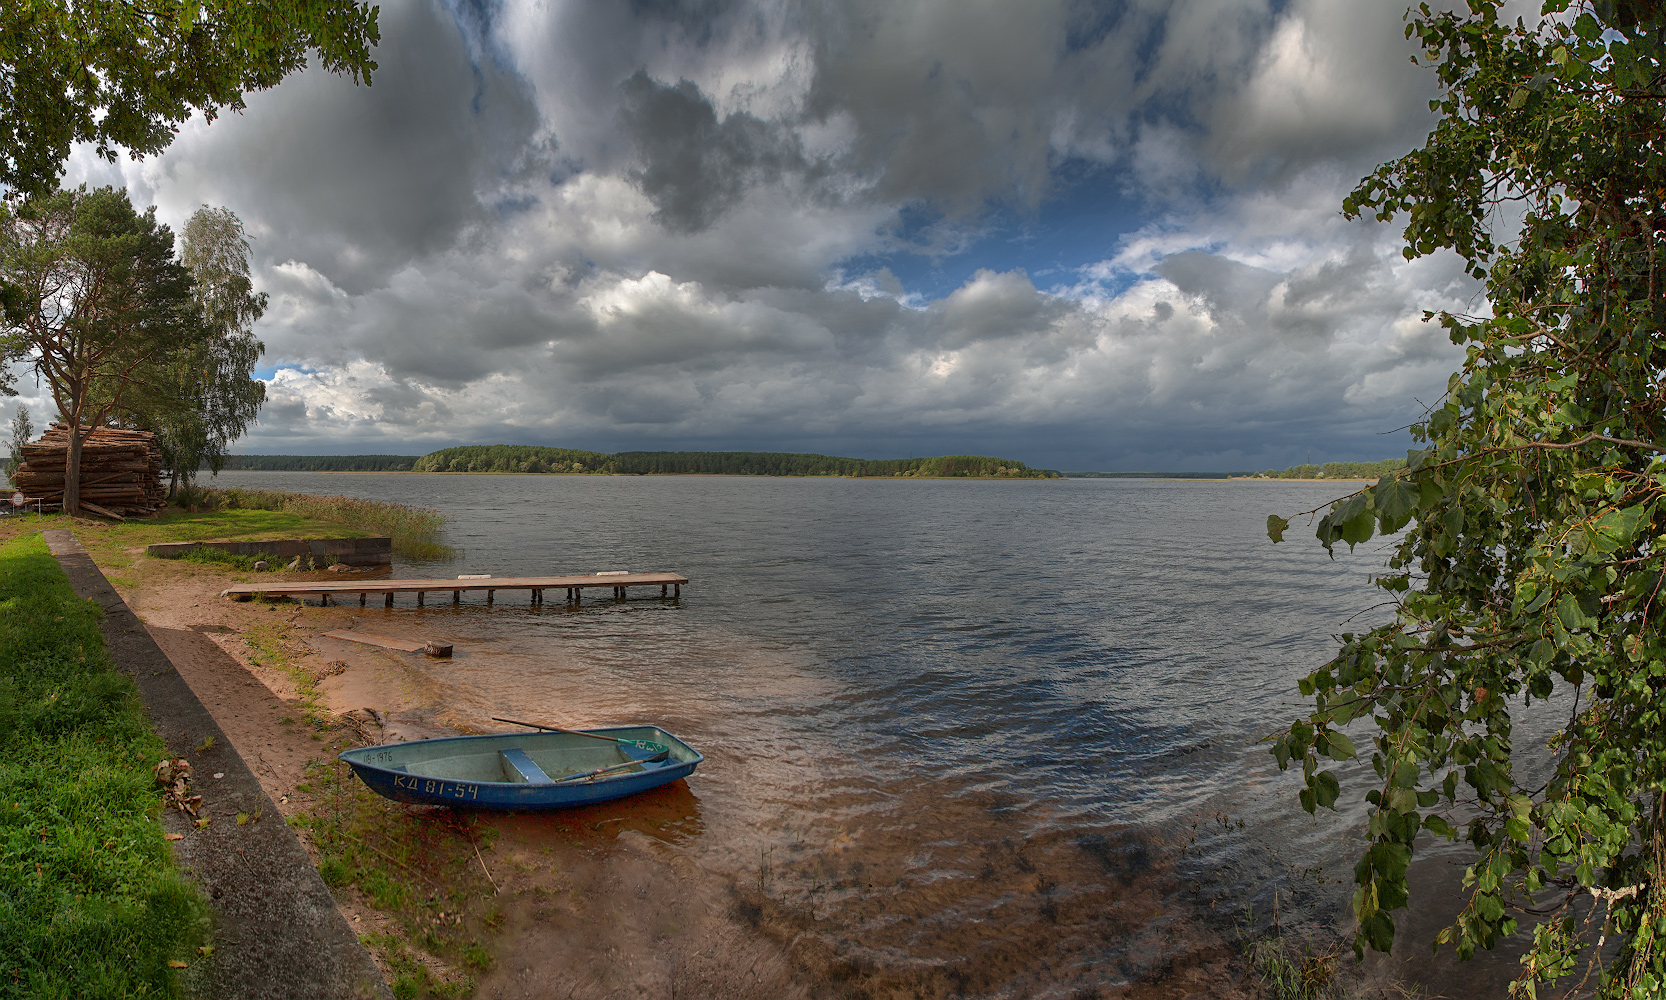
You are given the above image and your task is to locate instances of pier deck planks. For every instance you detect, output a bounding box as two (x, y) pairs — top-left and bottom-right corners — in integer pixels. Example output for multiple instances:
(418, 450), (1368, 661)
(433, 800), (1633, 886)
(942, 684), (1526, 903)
(222, 571), (686, 606)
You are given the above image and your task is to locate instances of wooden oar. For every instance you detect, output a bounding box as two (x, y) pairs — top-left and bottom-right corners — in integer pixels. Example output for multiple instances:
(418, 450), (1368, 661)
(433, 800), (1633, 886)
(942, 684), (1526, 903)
(491, 716), (670, 755)
(553, 752), (671, 783)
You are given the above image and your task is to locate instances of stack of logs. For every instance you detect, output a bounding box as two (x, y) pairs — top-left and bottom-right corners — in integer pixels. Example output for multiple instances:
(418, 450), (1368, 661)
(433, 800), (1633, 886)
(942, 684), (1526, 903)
(10, 424), (165, 519)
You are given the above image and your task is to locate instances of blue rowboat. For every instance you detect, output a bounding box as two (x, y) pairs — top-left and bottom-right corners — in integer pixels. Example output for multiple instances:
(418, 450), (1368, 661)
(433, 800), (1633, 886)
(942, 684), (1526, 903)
(338, 726), (702, 810)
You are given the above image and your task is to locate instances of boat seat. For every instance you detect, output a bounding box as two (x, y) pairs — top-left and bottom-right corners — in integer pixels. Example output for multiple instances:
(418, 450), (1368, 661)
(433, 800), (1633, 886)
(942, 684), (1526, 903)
(499, 747), (554, 784)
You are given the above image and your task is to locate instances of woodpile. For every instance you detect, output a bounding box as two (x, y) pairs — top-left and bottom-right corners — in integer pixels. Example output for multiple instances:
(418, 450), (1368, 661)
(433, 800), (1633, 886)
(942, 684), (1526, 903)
(10, 424), (165, 519)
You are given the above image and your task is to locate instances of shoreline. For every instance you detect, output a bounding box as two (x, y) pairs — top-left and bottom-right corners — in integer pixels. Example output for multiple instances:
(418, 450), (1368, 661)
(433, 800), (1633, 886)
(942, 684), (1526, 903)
(65, 522), (1256, 997)
(1, 506), (1495, 998)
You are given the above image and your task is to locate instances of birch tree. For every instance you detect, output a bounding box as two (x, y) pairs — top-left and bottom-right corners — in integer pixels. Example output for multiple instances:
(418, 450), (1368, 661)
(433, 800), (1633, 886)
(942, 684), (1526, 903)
(138, 206), (267, 494)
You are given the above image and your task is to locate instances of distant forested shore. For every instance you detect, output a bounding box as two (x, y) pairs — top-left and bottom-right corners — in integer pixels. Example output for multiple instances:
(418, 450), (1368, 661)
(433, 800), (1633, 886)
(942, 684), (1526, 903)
(1245, 458), (1406, 479)
(215, 446), (1062, 479)
(211, 450), (1406, 480)
(1066, 458), (1408, 479)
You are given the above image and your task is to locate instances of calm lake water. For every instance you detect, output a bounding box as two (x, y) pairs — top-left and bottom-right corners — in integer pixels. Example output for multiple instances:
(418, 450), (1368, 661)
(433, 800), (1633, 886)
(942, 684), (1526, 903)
(216, 471), (1412, 980)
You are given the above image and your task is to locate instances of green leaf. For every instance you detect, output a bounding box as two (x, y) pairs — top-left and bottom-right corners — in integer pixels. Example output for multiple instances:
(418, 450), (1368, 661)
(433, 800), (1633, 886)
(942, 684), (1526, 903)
(1334, 492), (1370, 524)
(1329, 492), (1375, 550)
(1341, 508), (1375, 549)
(1271, 736), (1291, 770)
(1314, 770), (1340, 810)
(1588, 504), (1648, 554)
(1556, 594), (1591, 631)
(1266, 514), (1289, 543)
(1316, 513), (1340, 556)
(1374, 476), (1419, 533)
(1323, 730), (1359, 760)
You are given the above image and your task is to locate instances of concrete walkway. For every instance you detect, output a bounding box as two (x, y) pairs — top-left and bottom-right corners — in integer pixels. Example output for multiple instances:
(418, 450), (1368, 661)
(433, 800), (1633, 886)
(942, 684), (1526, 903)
(44, 529), (391, 1000)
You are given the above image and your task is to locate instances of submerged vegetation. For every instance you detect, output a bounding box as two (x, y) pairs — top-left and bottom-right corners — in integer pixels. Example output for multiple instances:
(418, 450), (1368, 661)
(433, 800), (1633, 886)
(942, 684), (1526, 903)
(0, 534), (204, 996)
(408, 444), (1061, 478)
(193, 486), (453, 560)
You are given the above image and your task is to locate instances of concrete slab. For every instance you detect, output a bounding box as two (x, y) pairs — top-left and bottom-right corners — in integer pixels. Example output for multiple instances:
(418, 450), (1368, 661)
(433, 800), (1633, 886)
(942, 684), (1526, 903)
(43, 529), (392, 1000)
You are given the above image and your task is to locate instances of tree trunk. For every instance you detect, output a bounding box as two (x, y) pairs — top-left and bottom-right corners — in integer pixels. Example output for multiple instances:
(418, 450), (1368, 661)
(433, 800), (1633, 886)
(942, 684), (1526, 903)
(64, 426), (81, 517)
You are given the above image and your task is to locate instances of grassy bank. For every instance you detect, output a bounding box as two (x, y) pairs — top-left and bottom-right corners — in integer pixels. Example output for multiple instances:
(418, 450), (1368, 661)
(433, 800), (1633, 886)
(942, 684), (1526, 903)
(183, 487), (453, 560)
(298, 758), (499, 999)
(0, 533), (205, 997)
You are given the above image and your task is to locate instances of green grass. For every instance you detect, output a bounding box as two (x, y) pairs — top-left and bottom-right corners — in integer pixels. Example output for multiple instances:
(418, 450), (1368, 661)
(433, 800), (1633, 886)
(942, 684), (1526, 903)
(149, 507), (360, 542)
(0, 533), (206, 998)
(155, 546), (279, 571)
(296, 758), (495, 997)
(200, 488), (454, 561)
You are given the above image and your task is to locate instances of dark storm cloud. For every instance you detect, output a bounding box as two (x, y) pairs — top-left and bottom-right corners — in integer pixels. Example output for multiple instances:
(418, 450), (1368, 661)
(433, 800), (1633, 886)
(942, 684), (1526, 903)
(619, 71), (811, 231)
(137, 0), (548, 294)
(64, 0), (1474, 468)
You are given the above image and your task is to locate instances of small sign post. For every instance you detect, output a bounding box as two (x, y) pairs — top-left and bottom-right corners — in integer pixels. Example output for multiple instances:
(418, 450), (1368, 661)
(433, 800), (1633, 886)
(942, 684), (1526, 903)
(9, 492), (22, 508)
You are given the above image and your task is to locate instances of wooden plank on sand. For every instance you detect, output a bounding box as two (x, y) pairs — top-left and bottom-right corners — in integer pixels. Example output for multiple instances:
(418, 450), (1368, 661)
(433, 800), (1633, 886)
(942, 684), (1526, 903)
(320, 630), (427, 653)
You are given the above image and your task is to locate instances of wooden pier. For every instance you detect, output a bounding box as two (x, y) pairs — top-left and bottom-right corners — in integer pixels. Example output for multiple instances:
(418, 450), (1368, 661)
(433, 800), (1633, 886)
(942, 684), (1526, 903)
(220, 572), (686, 608)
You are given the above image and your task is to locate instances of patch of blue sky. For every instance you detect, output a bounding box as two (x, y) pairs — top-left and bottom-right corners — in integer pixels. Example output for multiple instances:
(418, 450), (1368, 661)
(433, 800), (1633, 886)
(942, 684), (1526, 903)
(841, 162), (1160, 301)
(256, 363), (324, 382)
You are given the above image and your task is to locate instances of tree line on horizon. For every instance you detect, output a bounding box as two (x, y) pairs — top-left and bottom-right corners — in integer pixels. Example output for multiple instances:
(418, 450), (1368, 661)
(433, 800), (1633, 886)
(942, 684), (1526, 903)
(194, 451), (1415, 480)
(1251, 458), (1407, 480)
(208, 445), (1063, 478)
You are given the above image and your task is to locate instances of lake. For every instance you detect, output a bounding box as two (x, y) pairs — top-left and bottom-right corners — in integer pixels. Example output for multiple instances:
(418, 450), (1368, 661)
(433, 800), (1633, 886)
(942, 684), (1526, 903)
(213, 471), (1410, 986)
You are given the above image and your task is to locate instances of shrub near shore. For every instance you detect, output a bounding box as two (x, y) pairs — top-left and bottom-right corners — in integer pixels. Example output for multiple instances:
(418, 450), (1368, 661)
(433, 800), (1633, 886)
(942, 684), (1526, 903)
(0, 533), (204, 996)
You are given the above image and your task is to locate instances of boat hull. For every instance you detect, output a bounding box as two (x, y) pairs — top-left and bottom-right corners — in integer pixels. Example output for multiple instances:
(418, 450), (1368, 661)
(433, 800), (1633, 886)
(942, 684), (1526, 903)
(338, 726), (701, 810)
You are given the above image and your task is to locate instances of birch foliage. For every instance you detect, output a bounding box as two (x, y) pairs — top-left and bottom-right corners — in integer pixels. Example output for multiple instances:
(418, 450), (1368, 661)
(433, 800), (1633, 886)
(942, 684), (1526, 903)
(1268, 2), (1666, 994)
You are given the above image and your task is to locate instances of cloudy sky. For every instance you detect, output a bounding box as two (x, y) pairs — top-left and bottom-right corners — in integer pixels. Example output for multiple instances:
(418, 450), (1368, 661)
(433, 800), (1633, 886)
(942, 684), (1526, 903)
(22, 0), (1479, 471)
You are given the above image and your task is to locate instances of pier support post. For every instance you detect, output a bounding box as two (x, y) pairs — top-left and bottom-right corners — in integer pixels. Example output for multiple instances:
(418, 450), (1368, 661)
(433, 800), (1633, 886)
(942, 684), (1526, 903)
(320, 593), (329, 607)
(385, 593), (393, 608)
(532, 589), (541, 605)
(360, 593), (366, 607)
(487, 590), (494, 605)
(417, 592), (424, 607)
(674, 583), (680, 598)
(453, 590), (460, 604)
(661, 584), (667, 597)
